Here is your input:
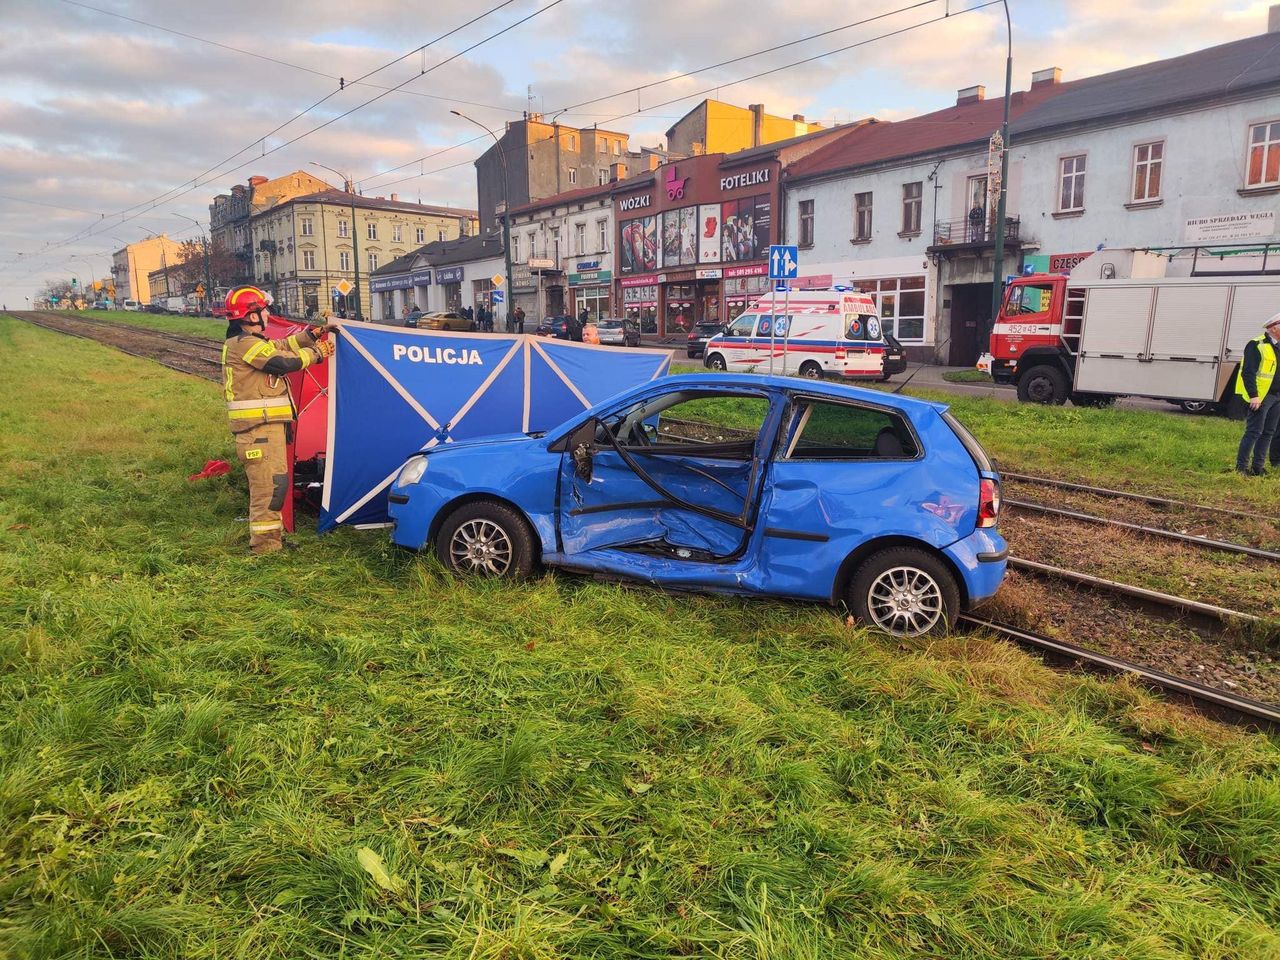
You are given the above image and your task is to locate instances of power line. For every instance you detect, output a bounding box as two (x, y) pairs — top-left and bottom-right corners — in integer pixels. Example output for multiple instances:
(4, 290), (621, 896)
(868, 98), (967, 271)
(3, 0), (555, 278)
(57, 0), (525, 115)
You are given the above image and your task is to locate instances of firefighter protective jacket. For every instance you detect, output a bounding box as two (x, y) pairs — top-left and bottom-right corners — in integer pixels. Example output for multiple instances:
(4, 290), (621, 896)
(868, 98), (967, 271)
(222, 329), (322, 432)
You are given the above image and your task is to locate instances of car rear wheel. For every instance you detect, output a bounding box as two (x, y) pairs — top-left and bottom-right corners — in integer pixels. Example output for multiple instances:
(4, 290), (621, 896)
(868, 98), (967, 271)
(436, 501), (535, 580)
(1016, 364), (1068, 405)
(1179, 399), (1212, 414)
(848, 547), (959, 638)
(798, 360), (823, 379)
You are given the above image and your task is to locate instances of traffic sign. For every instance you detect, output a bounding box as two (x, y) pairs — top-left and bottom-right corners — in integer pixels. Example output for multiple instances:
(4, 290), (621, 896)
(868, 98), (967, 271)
(491, 273), (505, 287)
(195, 283), (205, 296)
(774, 281), (789, 293)
(491, 289), (505, 304)
(768, 244), (799, 281)
(336, 279), (353, 296)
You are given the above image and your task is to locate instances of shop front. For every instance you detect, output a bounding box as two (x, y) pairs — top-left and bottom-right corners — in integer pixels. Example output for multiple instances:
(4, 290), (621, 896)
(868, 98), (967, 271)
(569, 260), (612, 319)
(370, 272), (414, 321)
(435, 266), (463, 313)
(614, 153), (779, 336)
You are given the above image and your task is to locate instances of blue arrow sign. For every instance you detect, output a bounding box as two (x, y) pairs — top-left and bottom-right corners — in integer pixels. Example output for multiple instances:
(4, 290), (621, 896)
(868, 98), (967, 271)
(491, 289), (505, 303)
(768, 244), (799, 280)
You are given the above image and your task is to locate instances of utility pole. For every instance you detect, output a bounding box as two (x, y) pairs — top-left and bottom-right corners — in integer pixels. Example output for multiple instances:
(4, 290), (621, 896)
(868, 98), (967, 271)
(311, 162), (363, 318)
(452, 110), (515, 329)
(988, 0), (1013, 340)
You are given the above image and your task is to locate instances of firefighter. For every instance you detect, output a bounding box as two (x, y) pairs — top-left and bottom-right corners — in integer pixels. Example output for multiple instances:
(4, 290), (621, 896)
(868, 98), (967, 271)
(1234, 312), (1280, 477)
(221, 286), (335, 554)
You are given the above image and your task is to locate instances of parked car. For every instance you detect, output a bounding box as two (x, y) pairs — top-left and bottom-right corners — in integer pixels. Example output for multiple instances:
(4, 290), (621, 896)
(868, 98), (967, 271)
(595, 317), (641, 347)
(122, 300), (142, 312)
(402, 308), (425, 328)
(535, 316), (571, 339)
(91, 300), (110, 310)
(420, 311), (474, 332)
(686, 321), (725, 358)
(145, 303), (168, 314)
(388, 373), (1006, 637)
(881, 332), (908, 380)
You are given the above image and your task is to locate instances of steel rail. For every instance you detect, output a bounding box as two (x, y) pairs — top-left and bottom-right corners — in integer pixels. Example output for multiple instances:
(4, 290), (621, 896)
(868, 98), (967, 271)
(1002, 471), (1275, 522)
(1005, 498), (1280, 562)
(1007, 556), (1265, 626)
(959, 614), (1280, 731)
(63, 312), (219, 349)
(9, 312), (221, 382)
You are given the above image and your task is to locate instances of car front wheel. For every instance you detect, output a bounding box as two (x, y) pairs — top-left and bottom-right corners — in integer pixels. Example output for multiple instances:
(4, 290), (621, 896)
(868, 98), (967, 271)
(706, 352), (726, 371)
(798, 360), (823, 379)
(848, 547), (960, 637)
(435, 501), (536, 579)
(1015, 364), (1068, 405)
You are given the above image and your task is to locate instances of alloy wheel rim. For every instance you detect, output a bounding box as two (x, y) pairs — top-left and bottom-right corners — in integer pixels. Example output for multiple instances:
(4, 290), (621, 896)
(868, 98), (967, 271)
(867, 565), (943, 636)
(450, 519), (513, 576)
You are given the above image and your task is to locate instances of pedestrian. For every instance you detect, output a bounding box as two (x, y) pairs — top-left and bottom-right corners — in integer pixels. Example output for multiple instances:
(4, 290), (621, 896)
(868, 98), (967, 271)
(1234, 311), (1280, 477)
(221, 286), (334, 555)
(515, 305), (526, 334)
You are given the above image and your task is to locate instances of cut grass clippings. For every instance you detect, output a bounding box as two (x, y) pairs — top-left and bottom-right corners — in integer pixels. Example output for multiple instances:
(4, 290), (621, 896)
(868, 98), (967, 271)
(3, 315), (1280, 958)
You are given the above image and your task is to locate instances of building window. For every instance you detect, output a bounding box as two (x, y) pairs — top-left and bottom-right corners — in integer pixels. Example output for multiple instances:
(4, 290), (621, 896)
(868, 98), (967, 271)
(598, 168), (610, 186)
(512, 234), (520, 263)
(853, 192), (873, 240)
(392, 224), (402, 242)
(438, 229), (447, 242)
(798, 199), (815, 246)
(853, 275), (927, 343)
(568, 168), (578, 185)
(575, 222), (586, 254)
(902, 182), (922, 234)
(597, 139), (607, 154)
(567, 134), (576, 150)
(1246, 120), (1280, 188)
(613, 140), (621, 155)
(1130, 142), (1164, 203)
(367, 221), (378, 240)
(415, 227), (425, 243)
(597, 218), (608, 251)
(337, 219), (349, 238)
(339, 251), (350, 271)
(300, 217), (313, 237)
(369, 253), (378, 271)
(528, 233), (536, 258)
(1059, 155), (1086, 211)
(302, 249), (315, 270)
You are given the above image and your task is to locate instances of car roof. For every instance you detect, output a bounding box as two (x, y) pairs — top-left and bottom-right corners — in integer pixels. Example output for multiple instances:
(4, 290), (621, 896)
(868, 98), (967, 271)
(645, 373), (948, 415)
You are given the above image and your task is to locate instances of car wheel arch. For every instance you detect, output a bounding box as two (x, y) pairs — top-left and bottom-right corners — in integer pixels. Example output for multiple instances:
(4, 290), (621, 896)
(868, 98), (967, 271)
(428, 493), (544, 555)
(829, 535), (969, 610)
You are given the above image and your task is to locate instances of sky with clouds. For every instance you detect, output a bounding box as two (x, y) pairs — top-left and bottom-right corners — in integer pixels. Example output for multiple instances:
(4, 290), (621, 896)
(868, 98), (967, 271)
(0, 0), (1273, 304)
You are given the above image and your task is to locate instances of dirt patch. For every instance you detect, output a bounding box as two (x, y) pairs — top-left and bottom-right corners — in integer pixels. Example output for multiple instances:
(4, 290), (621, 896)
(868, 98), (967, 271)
(10, 312), (221, 382)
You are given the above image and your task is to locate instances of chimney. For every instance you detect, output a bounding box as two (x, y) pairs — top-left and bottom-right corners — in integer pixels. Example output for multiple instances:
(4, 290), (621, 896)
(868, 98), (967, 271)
(1270, 4), (1280, 32)
(1031, 67), (1062, 88)
(749, 103), (765, 147)
(792, 114), (805, 123)
(343, 179), (353, 193)
(956, 85), (985, 105)
(248, 175), (268, 187)
(390, 193), (398, 202)
(611, 163), (627, 182)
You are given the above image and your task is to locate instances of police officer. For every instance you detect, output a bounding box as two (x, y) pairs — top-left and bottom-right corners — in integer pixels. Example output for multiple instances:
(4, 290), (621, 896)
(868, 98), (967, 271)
(221, 286), (334, 554)
(1235, 312), (1280, 477)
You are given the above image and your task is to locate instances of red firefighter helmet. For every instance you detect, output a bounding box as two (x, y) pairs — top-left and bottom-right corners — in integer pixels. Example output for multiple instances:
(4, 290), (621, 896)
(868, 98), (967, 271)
(224, 285), (271, 321)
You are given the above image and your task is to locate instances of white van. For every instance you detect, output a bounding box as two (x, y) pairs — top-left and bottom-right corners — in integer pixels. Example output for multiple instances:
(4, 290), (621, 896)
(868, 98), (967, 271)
(122, 299), (141, 311)
(702, 290), (886, 380)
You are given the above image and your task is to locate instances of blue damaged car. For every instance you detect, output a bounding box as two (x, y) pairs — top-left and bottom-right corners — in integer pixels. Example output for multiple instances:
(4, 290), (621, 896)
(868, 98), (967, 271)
(387, 374), (1007, 636)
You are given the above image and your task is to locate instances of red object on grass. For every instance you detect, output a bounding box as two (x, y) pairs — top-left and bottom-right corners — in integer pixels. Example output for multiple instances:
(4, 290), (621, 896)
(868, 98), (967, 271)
(188, 459), (231, 481)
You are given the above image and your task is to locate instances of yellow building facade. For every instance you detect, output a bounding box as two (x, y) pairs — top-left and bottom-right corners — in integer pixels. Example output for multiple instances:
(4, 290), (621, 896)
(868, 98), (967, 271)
(110, 234), (186, 304)
(666, 100), (824, 156)
(249, 190), (479, 318)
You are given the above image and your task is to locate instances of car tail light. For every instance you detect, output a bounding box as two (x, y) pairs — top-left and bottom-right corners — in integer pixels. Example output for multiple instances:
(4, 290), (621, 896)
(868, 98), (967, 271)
(687, 331), (696, 340)
(978, 477), (1000, 528)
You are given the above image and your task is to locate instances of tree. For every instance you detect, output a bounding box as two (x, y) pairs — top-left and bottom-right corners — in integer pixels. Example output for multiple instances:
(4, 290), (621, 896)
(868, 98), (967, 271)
(39, 279), (76, 306)
(176, 238), (250, 292)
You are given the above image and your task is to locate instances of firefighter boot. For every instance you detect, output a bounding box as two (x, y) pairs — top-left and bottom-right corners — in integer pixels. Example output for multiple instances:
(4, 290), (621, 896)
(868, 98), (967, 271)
(235, 422), (289, 554)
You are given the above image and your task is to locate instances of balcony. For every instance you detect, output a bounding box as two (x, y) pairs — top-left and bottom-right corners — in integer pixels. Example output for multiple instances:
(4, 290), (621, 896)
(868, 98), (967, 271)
(930, 216), (1021, 249)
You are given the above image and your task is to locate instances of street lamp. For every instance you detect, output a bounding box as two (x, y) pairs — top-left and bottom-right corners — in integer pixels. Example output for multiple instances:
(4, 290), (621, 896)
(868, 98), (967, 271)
(988, 0), (1013, 337)
(451, 110), (514, 330)
(72, 257), (97, 297)
(174, 212), (213, 315)
(311, 161), (362, 320)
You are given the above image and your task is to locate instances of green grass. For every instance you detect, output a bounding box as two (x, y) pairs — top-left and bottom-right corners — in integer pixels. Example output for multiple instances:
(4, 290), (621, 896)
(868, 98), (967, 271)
(64, 308), (226, 339)
(942, 370), (994, 384)
(3, 315), (1280, 958)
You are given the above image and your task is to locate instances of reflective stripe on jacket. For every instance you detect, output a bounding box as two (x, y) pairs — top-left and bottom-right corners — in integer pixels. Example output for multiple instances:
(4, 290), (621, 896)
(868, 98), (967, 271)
(1235, 335), (1277, 401)
(221, 331), (320, 431)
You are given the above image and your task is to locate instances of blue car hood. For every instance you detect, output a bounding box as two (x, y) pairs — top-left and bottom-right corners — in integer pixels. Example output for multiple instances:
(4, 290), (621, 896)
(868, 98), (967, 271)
(417, 432), (540, 455)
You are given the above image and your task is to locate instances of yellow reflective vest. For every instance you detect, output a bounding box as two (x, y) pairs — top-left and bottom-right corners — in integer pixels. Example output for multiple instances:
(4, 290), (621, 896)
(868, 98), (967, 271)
(221, 331), (321, 432)
(1235, 334), (1277, 402)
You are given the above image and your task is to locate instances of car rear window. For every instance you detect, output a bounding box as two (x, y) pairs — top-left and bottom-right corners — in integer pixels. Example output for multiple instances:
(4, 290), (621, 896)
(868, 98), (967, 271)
(784, 398), (918, 460)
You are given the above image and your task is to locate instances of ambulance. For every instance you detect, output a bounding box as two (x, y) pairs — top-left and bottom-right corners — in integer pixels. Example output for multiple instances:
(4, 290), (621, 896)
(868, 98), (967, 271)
(702, 289), (887, 380)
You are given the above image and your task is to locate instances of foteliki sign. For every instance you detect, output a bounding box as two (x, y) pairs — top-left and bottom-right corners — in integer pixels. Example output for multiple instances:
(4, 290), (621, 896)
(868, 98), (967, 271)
(720, 168), (770, 191)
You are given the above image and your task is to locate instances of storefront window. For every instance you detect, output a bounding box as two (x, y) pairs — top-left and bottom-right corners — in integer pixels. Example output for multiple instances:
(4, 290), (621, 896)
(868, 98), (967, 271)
(721, 195), (771, 262)
(619, 216), (657, 273)
(443, 282), (461, 312)
(665, 283), (694, 334)
(574, 285), (610, 320)
(623, 285), (658, 333)
(724, 275), (771, 322)
(659, 207), (699, 268)
(854, 276), (927, 343)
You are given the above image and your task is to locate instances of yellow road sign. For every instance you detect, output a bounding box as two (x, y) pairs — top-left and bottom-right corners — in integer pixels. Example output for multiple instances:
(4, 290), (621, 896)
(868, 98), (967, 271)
(491, 273), (505, 286)
(195, 283), (205, 295)
(336, 279), (353, 296)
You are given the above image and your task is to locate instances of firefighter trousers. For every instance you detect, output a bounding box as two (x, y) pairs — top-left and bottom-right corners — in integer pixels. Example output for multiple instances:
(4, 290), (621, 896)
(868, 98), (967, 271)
(234, 421), (290, 554)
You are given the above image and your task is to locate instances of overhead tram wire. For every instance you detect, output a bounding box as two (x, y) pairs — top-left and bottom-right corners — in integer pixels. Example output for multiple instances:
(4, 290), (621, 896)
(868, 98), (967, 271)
(57, 0), (524, 115)
(2, 0), (561, 282)
(3, 0), (527, 275)
(353, 0), (945, 191)
(356, 0), (1002, 196)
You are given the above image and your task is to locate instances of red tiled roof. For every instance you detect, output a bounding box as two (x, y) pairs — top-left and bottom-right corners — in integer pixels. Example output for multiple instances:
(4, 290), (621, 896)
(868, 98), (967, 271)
(786, 83), (1077, 180)
(507, 181), (619, 216)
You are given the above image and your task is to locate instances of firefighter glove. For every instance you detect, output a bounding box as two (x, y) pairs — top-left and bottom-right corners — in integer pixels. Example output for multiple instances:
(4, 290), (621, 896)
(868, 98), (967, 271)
(314, 339), (335, 360)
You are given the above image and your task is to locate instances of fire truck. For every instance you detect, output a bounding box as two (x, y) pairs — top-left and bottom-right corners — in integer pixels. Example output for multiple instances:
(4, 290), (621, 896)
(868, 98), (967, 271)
(987, 246), (1280, 411)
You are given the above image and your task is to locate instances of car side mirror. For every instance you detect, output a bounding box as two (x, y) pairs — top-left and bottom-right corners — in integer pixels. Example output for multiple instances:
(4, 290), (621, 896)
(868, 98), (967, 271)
(569, 419), (597, 481)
